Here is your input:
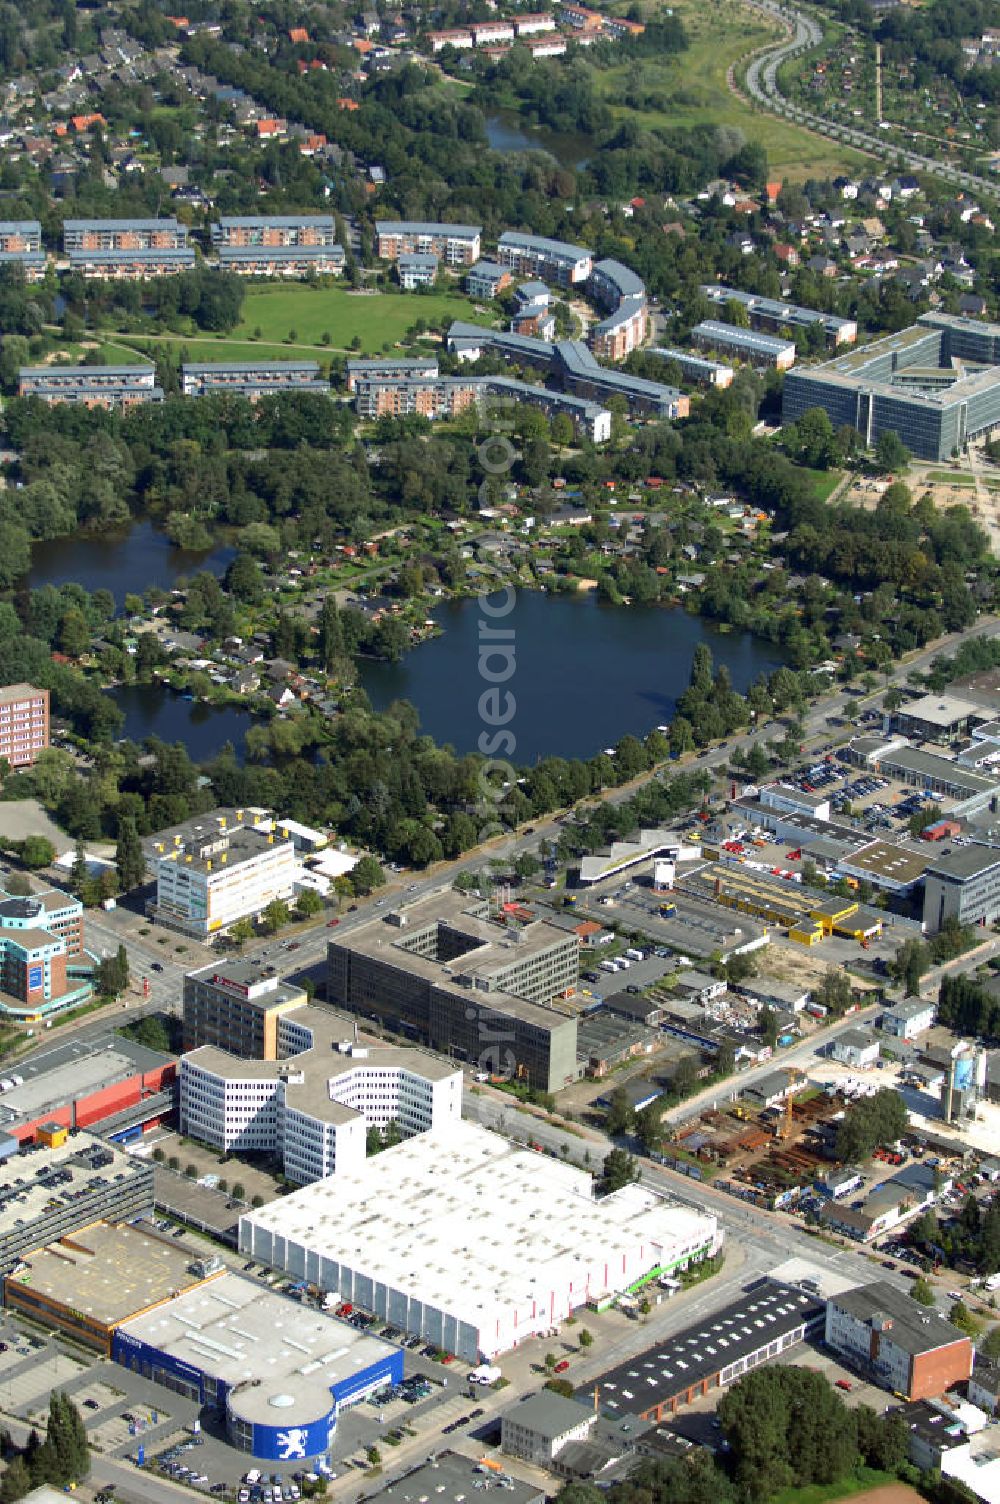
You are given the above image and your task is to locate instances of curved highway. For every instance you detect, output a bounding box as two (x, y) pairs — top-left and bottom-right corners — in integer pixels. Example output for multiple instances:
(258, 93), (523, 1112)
(741, 0), (999, 201)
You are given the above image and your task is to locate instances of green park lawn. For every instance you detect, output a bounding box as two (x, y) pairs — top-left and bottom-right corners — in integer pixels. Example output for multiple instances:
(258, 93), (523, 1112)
(102, 285), (492, 364)
(233, 284), (487, 353)
(598, 0), (873, 181)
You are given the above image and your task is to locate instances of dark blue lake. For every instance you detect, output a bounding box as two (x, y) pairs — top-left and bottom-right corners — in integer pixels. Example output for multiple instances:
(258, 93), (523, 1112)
(360, 590), (782, 761)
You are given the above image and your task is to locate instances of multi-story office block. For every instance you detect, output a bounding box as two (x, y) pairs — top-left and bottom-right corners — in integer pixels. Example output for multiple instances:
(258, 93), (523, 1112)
(825, 1282), (972, 1399)
(923, 844), (1000, 932)
(375, 221), (482, 265)
(0, 684), (48, 767)
(183, 962), (307, 1056)
(180, 1004), (462, 1184)
(327, 892), (580, 1092)
(146, 809), (297, 941)
(0, 880), (88, 1021)
(782, 312), (1000, 460)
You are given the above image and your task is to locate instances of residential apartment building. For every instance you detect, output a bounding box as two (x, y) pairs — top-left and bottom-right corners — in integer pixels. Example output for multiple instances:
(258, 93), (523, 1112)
(444, 322), (685, 421)
(18, 365), (162, 410)
(496, 231), (592, 286)
(556, 339), (688, 418)
(525, 35), (566, 55)
(514, 13), (557, 32)
(375, 221), (482, 266)
(352, 375), (480, 420)
(326, 891), (581, 1093)
(67, 247), (196, 279)
(180, 1006), (462, 1184)
(0, 684), (48, 767)
(588, 258), (648, 361)
(63, 218), (190, 252)
(146, 809), (297, 941)
(0, 220), (46, 280)
(182, 962), (308, 1056)
(397, 252), (438, 289)
(922, 844), (1000, 932)
(466, 261), (514, 302)
(825, 1282), (973, 1399)
(212, 215), (339, 249)
(345, 356), (440, 391)
(700, 285), (857, 346)
(427, 28), (475, 50)
(181, 361), (328, 399)
(62, 219), (194, 278)
(471, 20), (515, 43)
(465, 261), (512, 300)
(648, 348), (734, 388)
(211, 216), (344, 276)
(691, 320), (797, 369)
(215, 244), (345, 277)
(351, 371), (610, 442)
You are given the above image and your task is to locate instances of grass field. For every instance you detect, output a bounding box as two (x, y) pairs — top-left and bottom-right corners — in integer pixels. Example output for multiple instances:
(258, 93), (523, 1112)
(927, 471), (975, 485)
(597, 0), (873, 181)
(233, 284), (486, 353)
(108, 334), (338, 367)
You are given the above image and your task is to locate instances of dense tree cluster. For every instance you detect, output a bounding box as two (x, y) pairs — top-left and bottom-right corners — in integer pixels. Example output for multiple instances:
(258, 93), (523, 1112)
(553, 1370), (908, 1504)
(910, 1195), (1000, 1276)
(835, 1087), (909, 1162)
(937, 973), (1000, 1041)
(0, 1392), (89, 1503)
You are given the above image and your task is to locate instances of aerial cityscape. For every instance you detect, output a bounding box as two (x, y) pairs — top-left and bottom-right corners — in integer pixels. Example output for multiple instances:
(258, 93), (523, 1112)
(0, 4), (998, 1504)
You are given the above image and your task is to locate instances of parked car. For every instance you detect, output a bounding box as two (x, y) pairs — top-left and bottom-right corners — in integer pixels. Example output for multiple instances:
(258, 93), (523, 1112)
(554, 1360), (570, 1373)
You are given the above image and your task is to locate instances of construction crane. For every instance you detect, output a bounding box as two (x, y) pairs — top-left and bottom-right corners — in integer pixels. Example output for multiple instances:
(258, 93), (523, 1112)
(783, 1066), (806, 1140)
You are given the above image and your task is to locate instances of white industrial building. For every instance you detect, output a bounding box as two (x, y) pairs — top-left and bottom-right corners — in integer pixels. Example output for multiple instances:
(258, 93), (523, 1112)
(181, 1014), (462, 1185)
(239, 1120), (719, 1362)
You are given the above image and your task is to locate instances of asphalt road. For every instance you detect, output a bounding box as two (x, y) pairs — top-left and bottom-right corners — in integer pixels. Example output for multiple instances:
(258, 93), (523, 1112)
(741, 0), (1000, 199)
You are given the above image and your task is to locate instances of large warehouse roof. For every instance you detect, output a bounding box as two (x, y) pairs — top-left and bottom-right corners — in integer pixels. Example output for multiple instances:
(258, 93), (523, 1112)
(240, 1121), (716, 1335)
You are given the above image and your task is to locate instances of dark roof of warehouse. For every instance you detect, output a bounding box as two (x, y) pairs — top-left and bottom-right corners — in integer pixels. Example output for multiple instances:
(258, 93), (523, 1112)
(581, 1280), (824, 1416)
